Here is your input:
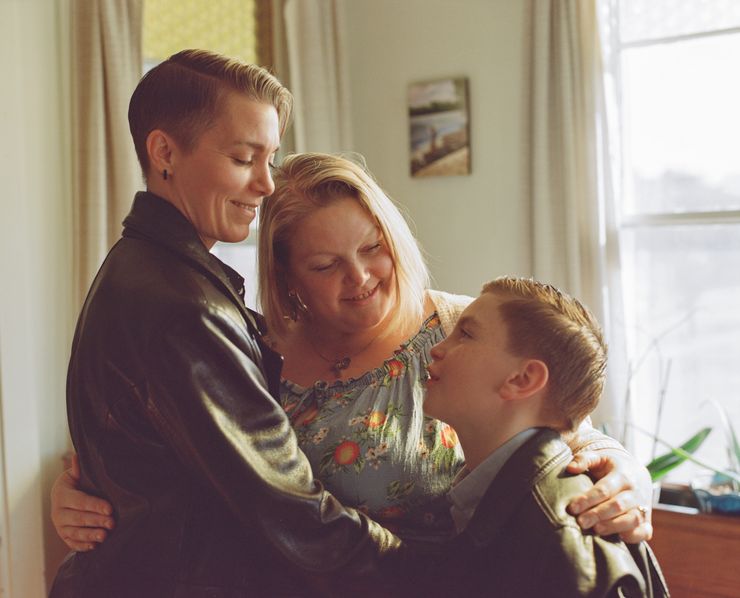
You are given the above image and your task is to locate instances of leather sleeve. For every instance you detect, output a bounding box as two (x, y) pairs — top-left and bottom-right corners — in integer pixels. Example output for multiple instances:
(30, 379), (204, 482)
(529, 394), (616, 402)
(142, 301), (404, 580)
(538, 526), (651, 597)
(566, 420), (656, 509)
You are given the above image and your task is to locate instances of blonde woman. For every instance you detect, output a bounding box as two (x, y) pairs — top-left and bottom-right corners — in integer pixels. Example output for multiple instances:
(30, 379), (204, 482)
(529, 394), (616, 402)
(51, 53), (399, 597)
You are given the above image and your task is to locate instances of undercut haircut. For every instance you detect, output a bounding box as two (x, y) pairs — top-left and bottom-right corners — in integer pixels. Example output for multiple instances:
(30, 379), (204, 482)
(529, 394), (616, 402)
(128, 49), (292, 177)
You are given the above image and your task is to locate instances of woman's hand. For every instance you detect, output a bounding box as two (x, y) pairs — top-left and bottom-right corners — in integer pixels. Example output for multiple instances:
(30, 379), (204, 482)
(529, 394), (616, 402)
(51, 454), (115, 551)
(566, 450), (653, 543)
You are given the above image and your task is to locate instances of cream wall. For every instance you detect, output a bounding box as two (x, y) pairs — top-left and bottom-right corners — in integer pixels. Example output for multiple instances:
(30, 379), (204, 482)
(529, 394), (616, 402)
(0, 0), (73, 595)
(343, 0), (531, 296)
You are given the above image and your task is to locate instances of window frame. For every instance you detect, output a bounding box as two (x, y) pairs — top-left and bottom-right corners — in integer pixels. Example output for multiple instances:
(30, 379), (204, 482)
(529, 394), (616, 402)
(603, 1), (740, 480)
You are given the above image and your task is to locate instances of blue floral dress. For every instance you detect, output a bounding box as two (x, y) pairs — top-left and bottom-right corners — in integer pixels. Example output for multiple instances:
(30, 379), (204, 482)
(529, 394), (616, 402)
(280, 313), (465, 545)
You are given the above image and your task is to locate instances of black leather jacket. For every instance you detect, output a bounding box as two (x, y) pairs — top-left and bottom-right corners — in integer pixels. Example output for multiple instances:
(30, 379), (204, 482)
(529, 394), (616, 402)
(50, 192), (402, 597)
(433, 429), (669, 597)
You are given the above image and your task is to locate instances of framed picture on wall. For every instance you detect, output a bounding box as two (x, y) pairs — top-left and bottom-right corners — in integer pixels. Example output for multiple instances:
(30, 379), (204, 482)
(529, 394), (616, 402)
(408, 77), (471, 178)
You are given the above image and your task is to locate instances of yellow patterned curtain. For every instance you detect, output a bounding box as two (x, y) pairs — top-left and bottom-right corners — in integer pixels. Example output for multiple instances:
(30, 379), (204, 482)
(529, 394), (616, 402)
(143, 0), (272, 66)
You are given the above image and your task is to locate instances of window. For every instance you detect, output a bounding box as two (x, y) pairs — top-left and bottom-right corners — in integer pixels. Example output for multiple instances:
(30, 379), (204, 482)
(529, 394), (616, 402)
(601, 0), (740, 481)
(143, 0), (268, 68)
(143, 0), (270, 309)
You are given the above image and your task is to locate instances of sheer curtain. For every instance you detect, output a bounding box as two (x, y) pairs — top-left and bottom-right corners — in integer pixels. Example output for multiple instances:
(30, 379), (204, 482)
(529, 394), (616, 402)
(524, 0), (628, 429)
(70, 0), (143, 307)
(279, 0), (353, 153)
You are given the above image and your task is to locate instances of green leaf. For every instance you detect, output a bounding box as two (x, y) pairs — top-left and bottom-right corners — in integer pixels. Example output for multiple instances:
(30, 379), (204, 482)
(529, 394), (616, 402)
(713, 400), (740, 471)
(731, 424), (740, 471)
(723, 411), (740, 473)
(647, 427), (712, 481)
(700, 399), (740, 479)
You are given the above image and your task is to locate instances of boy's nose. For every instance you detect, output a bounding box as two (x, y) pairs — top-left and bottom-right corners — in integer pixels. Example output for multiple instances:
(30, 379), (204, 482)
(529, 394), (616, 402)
(430, 340), (445, 360)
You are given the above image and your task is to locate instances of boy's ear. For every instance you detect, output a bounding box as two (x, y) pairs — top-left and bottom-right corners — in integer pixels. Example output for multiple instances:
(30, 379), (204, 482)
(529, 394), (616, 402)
(499, 359), (548, 401)
(146, 129), (176, 175)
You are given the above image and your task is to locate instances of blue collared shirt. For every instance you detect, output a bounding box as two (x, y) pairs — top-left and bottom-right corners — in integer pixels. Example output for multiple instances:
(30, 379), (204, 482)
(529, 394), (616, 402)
(448, 428), (539, 534)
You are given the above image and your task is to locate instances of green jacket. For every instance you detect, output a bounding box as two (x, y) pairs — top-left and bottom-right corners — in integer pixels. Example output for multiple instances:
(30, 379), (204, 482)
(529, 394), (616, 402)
(436, 428), (669, 597)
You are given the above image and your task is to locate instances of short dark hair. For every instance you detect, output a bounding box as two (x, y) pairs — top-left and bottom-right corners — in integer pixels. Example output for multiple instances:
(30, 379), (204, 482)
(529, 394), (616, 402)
(128, 49), (292, 176)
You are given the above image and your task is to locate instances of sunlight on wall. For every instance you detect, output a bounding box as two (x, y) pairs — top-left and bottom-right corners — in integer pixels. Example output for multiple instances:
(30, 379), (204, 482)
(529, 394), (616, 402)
(143, 0), (257, 63)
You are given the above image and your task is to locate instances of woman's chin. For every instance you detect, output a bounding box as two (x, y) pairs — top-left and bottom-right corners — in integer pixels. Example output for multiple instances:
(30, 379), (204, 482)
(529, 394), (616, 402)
(220, 229), (251, 244)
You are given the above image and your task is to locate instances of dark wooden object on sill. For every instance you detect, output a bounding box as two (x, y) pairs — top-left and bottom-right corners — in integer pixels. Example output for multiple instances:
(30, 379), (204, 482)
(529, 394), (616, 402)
(649, 503), (740, 598)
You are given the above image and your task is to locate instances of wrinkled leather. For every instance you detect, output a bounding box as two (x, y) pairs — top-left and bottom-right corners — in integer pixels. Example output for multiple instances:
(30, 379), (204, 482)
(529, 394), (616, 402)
(432, 429), (670, 597)
(50, 192), (403, 598)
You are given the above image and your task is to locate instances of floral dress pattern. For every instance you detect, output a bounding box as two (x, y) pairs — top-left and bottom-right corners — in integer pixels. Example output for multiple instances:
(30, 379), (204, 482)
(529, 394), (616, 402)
(280, 313), (465, 545)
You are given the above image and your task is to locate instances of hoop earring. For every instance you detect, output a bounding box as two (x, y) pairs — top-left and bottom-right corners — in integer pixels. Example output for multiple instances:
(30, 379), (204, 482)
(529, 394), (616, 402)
(287, 289), (309, 322)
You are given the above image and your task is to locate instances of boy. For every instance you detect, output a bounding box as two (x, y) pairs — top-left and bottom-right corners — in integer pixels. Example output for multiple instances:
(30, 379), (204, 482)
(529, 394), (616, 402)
(424, 276), (668, 597)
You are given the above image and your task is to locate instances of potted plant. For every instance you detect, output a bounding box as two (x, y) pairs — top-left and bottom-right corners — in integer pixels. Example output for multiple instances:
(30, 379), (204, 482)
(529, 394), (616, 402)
(639, 402), (740, 515)
(612, 316), (739, 515)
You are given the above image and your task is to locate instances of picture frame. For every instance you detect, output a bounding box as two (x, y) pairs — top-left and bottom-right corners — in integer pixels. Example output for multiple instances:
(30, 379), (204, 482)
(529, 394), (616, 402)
(408, 77), (471, 178)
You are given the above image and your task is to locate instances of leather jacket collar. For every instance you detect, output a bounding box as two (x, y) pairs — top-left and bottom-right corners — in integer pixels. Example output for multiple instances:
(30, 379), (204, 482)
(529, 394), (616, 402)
(122, 191), (262, 334)
(465, 428), (572, 547)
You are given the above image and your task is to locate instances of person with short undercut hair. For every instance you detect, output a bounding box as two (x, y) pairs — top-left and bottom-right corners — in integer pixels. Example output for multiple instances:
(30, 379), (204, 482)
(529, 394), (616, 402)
(50, 49), (403, 598)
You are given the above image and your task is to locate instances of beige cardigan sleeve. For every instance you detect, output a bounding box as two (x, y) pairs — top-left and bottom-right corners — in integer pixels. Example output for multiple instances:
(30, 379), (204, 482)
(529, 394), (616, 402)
(426, 289), (474, 337)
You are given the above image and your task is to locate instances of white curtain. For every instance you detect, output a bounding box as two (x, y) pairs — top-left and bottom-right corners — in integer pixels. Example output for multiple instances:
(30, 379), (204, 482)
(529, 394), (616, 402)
(280, 0), (353, 153)
(70, 0), (143, 307)
(524, 0), (627, 429)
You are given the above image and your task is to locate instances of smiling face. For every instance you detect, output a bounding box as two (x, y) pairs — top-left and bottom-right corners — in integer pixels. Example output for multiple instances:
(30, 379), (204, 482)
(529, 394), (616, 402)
(165, 92), (280, 248)
(286, 196), (397, 336)
(424, 293), (524, 429)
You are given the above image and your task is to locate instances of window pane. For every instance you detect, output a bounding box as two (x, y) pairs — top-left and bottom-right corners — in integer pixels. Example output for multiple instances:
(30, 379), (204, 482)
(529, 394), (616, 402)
(144, 0), (258, 64)
(212, 242), (259, 310)
(621, 224), (740, 482)
(620, 0), (740, 44)
(621, 32), (740, 215)
(212, 213), (260, 310)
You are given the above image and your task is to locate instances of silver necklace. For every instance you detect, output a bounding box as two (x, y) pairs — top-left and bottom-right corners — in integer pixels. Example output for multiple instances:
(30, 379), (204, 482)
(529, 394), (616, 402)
(308, 333), (381, 378)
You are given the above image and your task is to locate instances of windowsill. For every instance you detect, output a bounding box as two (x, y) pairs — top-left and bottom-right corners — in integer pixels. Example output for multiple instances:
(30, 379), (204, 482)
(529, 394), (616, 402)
(650, 499), (740, 598)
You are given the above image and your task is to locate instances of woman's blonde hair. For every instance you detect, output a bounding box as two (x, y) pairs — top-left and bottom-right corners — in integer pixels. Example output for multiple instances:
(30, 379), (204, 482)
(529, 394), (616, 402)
(259, 152), (429, 338)
(128, 49), (292, 177)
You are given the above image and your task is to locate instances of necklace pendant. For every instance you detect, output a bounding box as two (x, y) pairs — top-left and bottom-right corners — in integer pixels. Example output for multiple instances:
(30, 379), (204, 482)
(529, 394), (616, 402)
(332, 356), (351, 377)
